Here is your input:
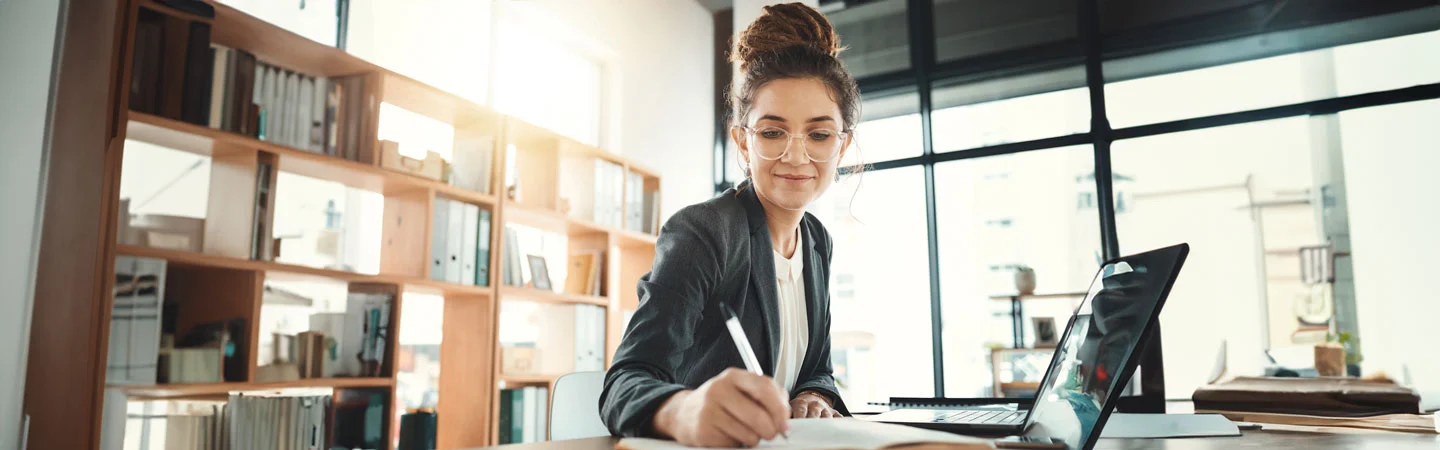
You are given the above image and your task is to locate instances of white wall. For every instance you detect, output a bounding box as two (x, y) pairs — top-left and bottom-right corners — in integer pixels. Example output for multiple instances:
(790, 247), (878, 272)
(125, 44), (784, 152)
(1339, 99), (1440, 411)
(0, 0), (64, 447)
(525, 0), (716, 219)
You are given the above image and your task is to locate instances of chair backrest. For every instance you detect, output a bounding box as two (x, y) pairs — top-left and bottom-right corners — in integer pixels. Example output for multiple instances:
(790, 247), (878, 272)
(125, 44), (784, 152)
(549, 371), (610, 441)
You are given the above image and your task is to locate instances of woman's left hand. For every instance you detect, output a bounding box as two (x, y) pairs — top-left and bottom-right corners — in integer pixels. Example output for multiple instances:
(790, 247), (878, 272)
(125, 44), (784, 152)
(790, 391), (839, 418)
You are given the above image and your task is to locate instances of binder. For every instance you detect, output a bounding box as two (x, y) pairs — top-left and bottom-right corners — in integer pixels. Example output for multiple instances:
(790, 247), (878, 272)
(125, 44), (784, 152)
(460, 203), (480, 286)
(477, 209), (492, 287)
(430, 198), (449, 282)
(446, 200), (465, 283)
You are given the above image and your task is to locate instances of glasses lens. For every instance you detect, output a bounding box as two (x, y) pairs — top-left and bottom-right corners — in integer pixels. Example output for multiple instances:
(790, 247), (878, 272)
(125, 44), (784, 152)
(803, 129), (843, 162)
(750, 127), (791, 160)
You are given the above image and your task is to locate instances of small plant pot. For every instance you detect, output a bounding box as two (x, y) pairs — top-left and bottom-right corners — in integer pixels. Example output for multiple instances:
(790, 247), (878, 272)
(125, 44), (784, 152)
(1015, 270), (1037, 295)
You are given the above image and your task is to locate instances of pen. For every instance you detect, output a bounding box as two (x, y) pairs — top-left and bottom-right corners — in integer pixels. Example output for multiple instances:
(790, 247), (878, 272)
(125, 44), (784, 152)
(720, 303), (789, 441)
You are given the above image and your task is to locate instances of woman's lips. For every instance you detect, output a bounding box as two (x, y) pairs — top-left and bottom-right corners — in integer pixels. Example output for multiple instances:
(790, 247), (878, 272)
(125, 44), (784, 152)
(775, 174), (814, 184)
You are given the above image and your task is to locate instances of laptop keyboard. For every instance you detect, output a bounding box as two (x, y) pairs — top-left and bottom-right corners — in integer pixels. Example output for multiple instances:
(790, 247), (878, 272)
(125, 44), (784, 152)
(938, 409), (1025, 425)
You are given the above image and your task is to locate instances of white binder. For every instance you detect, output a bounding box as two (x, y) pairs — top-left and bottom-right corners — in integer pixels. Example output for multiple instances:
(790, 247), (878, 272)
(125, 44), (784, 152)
(460, 203), (480, 286)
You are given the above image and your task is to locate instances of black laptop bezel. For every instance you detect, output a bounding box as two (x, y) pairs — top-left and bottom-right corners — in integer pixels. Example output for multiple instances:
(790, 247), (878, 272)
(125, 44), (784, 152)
(1058, 243), (1189, 450)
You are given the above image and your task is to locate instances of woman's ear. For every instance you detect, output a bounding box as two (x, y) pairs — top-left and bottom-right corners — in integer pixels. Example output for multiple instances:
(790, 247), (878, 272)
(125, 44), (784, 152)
(731, 126), (752, 168)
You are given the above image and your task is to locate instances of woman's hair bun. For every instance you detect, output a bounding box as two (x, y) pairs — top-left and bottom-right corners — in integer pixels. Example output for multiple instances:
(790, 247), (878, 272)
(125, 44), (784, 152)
(731, 2), (845, 68)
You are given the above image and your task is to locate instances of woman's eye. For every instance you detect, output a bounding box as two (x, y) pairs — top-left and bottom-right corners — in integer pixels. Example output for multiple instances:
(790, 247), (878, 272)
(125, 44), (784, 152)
(808, 131), (835, 141)
(759, 129), (787, 139)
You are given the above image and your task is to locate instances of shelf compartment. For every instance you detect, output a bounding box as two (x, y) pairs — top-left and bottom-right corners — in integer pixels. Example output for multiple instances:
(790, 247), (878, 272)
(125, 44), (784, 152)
(117, 244), (495, 298)
(126, 111), (496, 205)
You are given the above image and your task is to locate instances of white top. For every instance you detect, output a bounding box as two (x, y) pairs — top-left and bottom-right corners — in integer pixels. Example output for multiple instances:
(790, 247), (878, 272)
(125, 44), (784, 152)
(772, 227), (809, 393)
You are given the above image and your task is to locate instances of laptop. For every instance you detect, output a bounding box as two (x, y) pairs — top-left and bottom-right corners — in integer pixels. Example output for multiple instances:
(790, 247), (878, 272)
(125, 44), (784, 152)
(872, 243), (1190, 450)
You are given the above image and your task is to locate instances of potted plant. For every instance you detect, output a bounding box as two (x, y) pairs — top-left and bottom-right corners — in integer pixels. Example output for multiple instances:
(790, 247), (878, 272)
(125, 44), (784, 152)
(1014, 265), (1036, 295)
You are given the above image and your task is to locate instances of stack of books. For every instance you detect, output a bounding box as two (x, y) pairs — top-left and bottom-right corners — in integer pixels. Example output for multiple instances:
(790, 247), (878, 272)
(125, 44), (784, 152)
(430, 199), (492, 287)
(128, 10), (373, 162)
(150, 393), (330, 450)
(498, 387), (550, 444)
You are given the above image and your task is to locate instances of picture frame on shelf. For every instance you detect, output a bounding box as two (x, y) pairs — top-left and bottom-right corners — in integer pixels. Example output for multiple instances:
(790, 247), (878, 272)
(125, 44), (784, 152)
(1032, 317), (1058, 348)
(527, 255), (552, 291)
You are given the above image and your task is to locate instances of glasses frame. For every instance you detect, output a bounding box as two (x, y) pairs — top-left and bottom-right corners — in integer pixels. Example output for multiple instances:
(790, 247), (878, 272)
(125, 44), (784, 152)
(736, 125), (851, 163)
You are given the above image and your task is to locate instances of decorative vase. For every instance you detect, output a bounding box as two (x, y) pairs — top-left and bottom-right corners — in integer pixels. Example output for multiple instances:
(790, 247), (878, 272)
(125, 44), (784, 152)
(1014, 268), (1036, 295)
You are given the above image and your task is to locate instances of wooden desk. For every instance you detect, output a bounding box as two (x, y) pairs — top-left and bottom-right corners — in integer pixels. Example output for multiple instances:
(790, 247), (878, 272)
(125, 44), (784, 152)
(466, 425), (1440, 450)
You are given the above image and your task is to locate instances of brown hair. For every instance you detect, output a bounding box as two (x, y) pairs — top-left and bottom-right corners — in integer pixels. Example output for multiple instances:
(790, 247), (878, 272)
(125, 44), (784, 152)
(729, 3), (861, 131)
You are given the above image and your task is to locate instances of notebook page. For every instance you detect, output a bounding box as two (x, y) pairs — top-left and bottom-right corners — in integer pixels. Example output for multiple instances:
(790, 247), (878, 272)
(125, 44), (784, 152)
(618, 418), (993, 450)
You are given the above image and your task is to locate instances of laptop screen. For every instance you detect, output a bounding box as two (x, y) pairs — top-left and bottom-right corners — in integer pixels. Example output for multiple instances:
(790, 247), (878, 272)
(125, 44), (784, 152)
(1024, 244), (1186, 450)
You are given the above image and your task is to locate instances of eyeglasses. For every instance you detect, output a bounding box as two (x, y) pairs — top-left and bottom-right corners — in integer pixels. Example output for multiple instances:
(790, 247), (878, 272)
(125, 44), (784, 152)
(737, 126), (849, 163)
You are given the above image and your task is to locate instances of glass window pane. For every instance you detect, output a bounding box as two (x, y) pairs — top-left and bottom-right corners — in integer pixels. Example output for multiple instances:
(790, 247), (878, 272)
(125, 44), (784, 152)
(1112, 117), (1319, 399)
(1334, 30), (1440, 97)
(494, 16), (604, 146)
(935, 146), (1100, 397)
(810, 166), (933, 404)
(850, 91), (922, 166)
(931, 86), (1089, 152)
(1106, 30), (1440, 129)
(1337, 99), (1440, 396)
(829, 0), (910, 79)
(933, 0), (1076, 65)
(1106, 52), (1317, 128)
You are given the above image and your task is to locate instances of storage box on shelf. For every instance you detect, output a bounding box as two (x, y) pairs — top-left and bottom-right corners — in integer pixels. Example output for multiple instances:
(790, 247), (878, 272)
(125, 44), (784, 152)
(91, 1), (661, 448)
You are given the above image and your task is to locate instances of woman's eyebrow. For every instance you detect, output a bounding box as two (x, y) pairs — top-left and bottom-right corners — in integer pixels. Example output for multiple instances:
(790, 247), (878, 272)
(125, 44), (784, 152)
(757, 114), (836, 123)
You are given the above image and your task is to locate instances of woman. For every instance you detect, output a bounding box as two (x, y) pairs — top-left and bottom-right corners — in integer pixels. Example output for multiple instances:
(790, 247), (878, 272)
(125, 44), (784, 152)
(600, 3), (861, 447)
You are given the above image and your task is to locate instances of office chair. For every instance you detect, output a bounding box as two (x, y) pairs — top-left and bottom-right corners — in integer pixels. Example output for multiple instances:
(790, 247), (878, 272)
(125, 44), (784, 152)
(549, 371), (611, 441)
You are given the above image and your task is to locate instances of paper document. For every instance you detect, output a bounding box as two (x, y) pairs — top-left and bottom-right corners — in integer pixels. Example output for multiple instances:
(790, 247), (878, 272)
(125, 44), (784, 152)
(617, 418), (993, 450)
(1098, 413), (1239, 439)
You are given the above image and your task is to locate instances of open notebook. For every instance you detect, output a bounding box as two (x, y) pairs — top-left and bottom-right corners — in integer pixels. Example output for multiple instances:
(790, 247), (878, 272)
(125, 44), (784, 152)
(617, 418), (994, 450)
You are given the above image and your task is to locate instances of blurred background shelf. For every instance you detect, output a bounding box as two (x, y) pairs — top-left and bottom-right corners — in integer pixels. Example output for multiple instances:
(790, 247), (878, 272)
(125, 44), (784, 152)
(115, 377), (395, 399)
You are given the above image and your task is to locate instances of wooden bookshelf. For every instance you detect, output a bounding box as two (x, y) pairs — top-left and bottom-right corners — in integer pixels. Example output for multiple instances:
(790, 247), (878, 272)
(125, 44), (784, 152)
(116, 377), (395, 399)
(84, 1), (665, 448)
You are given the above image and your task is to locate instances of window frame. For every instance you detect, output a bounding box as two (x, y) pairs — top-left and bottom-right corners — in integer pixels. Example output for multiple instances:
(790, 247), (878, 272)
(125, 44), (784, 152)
(714, 0), (1440, 408)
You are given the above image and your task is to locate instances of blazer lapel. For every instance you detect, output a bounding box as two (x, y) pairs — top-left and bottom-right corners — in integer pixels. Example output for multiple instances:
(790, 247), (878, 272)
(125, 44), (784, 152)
(799, 219), (826, 377)
(739, 183), (782, 374)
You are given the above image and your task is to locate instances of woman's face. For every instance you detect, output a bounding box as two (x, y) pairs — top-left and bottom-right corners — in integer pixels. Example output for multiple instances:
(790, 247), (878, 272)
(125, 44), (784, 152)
(732, 77), (850, 212)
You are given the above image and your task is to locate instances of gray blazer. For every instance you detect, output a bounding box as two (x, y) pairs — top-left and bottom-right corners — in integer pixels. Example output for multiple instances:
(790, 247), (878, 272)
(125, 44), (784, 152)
(599, 180), (848, 437)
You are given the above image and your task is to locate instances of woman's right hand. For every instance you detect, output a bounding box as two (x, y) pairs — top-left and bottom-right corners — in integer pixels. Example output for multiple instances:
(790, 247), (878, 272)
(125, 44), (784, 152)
(652, 368), (792, 448)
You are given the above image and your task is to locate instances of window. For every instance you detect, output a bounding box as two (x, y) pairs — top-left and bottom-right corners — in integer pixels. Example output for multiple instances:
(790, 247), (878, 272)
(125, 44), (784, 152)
(829, 0), (910, 78)
(932, 0), (1077, 65)
(935, 146), (1100, 397)
(345, 0), (494, 105)
(809, 166), (933, 405)
(931, 85), (1088, 152)
(850, 91), (922, 166)
(1337, 99), (1440, 398)
(494, 13), (605, 146)
(221, 0), (338, 46)
(1112, 117), (1318, 399)
(716, 3), (1440, 402)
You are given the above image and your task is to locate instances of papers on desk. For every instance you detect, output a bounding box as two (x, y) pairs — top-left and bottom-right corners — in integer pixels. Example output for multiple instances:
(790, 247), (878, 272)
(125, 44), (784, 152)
(1204, 411), (1439, 434)
(1098, 413), (1240, 438)
(616, 418), (993, 450)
